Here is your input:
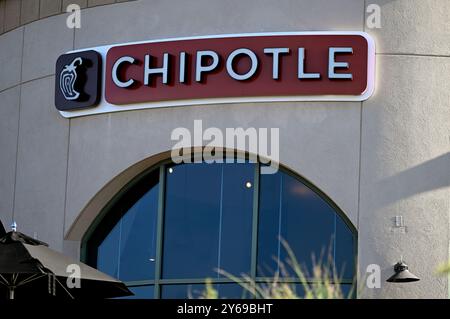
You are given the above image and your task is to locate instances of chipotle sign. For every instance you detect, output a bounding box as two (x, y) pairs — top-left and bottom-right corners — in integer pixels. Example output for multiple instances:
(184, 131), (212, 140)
(56, 32), (375, 118)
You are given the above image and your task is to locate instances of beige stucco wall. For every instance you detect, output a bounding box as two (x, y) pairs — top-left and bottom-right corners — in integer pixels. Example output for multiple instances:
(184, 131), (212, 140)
(0, 0), (137, 35)
(0, 0), (449, 298)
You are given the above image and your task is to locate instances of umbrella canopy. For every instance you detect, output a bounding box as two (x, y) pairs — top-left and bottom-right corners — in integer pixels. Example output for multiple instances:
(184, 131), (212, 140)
(0, 221), (5, 237)
(0, 228), (132, 299)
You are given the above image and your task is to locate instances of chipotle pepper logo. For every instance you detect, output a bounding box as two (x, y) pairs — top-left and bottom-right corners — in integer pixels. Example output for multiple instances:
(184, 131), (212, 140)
(55, 50), (101, 111)
(60, 57), (83, 100)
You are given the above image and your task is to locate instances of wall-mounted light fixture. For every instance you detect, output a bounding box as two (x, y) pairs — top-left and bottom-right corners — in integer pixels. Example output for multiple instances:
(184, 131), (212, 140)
(386, 261), (420, 283)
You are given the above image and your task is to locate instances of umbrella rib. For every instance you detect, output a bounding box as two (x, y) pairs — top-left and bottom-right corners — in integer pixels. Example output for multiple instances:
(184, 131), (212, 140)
(0, 274), (10, 286)
(55, 277), (75, 299)
(16, 274), (47, 287)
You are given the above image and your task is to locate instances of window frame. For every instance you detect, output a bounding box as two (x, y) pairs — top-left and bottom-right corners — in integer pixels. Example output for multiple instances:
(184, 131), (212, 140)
(81, 157), (357, 299)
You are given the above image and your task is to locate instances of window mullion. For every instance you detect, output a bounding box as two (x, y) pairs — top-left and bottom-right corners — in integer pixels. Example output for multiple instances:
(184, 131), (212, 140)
(250, 163), (260, 298)
(154, 164), (166, 299)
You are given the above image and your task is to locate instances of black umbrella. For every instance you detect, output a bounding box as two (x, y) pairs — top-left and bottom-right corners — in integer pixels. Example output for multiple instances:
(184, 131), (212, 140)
(0, 221), (5, 237)
(0, 221), (132, 299)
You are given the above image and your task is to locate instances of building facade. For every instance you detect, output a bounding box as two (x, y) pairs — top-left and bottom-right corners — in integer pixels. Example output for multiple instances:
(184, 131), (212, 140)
(0, 0), (449, 298)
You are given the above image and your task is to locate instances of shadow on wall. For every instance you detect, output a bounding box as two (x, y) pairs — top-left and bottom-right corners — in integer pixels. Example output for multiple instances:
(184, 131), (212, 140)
(376, 152), (450, 207)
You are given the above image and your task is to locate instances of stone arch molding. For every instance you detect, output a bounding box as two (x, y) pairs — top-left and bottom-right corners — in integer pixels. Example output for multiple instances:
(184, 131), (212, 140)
(65, 147), (356, 241)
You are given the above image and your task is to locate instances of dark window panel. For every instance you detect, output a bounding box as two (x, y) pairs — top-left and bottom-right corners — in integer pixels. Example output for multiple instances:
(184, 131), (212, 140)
(161, 284), (205, 299)
(90, 169), (160, 282)
(216, 283), (250, 299)
(258, 171), (349, 278)
(96, 222), (120, 278)
(340, 284), (356, 299)
(257, 172), (283, 277)
(118, 183), (159, 281)
(218, 163), (254, 277)
(293, 283), (354, 299)
(280, 173), (336, 277)
(161, 283), (251, 299)
(162, 163), (222, 278)
(118, 285), (154, 299)
(334, 217), (355, 281)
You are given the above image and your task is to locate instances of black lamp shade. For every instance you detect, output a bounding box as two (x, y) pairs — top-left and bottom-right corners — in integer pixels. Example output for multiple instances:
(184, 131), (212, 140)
(386, 261), (420, 283)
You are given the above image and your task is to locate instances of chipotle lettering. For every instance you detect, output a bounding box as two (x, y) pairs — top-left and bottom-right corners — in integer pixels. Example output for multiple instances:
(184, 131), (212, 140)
(105, 33), (373, 105)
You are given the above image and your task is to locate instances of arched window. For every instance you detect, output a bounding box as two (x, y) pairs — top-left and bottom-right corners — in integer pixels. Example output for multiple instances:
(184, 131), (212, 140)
(82, 160), (356, 298)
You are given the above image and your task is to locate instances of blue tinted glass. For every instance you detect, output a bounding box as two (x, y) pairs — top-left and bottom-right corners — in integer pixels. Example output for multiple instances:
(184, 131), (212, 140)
(293, 283), (306, 298)
(293, 284), (354, 299)
(340, 284), (355, 299)
(93, 160), (356, 298)
(257, 172), (282, 276)
(161, 284), (205, 299)
(97, 222), (120, 278)
(291, 284), (354, 299)
(162, 162), (254, 279)
(218, 163), (254, 277)
(280, 174), (336, 275)
(216, 284), (248, 299)
(335, 217), (355, 280)
(119, 285), (154, 299)
(258, 170), (349, 277)
(94, 171), (159, 282)
(161, 283), (249, 299)
(163, 163), (222, 278)
(119, 183), (159, 281)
